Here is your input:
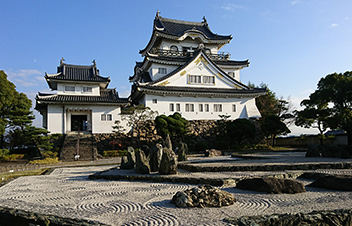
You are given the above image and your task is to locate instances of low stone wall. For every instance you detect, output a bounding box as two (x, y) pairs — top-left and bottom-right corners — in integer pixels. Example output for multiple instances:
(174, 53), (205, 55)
(225, 208), (352, 225)
(0, 206), (106, 226)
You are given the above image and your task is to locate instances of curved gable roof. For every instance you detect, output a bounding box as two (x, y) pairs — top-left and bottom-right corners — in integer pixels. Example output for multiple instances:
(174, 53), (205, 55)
(140, 13), (232, 55)
(150, 49), (249, 89)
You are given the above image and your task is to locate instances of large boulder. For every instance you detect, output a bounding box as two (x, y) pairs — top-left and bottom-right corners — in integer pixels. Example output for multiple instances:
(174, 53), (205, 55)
(172, 185), (236, 208)
(120, 146), (135, 169)
(149, 143), (163, 172)
(177, 142), (188, 162)
(236, 177), (306, 194)
(135, 149), (150, 174)
(308, 175), (352, 191)
(159, 147), (177, 175)
(205, 149), (222, 157)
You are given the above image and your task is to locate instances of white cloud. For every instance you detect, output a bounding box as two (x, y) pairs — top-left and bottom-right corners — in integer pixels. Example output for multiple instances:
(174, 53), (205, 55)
(221, 3), (244, 11)
(5, 69), (43, 87)
(331, 23), (339, 27)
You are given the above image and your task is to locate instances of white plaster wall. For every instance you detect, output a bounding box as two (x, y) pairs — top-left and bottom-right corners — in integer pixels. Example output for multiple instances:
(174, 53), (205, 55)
(147, 63), (178, 81)
(57, 83), (100, 96)
(47, 105), (64, 134)
(155, 54), (239, 89)
(222, 68), (241, 81)
(144, 94), (261, 120)
(90, 105), (122, 134)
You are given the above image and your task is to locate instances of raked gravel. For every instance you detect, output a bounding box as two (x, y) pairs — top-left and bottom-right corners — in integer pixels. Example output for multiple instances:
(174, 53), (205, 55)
(0, 154), (352, 225)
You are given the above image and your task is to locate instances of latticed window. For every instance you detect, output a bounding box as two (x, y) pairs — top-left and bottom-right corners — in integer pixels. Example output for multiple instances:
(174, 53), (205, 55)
(203, 76), (215, 84)
(214, 104), (222, 112)
(185, 104), (194, 112)
(199, 104), (203, 112)
(176, 103), (181, 111)
(170, 103), (174, 111)
(107, 114), (112, 121)
(101, 114), (106, 121)
(205, 104), (209, 112)
(82, 86), (92, 93)
(189, 75), (201, 84)
(65, 86), (75, 92)
(233, 104), (236, 112)
(158, 68), (167, 74)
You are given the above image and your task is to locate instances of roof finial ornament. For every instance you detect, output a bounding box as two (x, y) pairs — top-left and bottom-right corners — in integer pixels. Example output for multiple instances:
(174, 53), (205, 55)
(60, 57), (65, 65)
(156, 10), (160, 19)
(92, 59), (96, 67)
(202, 16), (207, 24)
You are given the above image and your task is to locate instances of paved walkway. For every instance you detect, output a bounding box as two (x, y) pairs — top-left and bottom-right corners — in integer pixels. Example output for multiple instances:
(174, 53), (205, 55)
(0, 153), (352, 225)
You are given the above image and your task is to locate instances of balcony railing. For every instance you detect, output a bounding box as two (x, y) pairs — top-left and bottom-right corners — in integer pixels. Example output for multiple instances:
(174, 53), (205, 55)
(150, 48), (230, 61)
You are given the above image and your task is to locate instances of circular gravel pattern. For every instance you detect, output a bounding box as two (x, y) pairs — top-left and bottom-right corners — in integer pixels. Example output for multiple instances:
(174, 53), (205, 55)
(0, 155), (352, 225)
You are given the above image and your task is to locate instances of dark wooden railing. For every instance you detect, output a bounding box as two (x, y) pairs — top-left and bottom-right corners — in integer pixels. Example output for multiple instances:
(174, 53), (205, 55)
(150, 48), (230, 61)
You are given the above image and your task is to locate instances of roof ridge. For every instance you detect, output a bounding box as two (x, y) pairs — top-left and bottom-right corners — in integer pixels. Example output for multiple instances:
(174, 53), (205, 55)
(157, 16), (206, 27)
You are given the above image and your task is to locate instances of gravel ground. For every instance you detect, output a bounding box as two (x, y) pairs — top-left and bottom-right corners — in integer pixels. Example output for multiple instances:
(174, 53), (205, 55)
(0, 153), (351, 225)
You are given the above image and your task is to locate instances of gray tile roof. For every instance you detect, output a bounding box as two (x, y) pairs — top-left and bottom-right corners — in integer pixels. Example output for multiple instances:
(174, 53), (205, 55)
(35, 89), (128, 107)
(136, 85), (266, 95)
(45, 63), (110, 83)
(155, 16), (232, 41)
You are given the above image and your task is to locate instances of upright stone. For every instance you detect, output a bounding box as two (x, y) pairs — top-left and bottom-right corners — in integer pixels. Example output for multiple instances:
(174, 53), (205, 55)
(164, 134), (172, 150)
(135, 149), (150, 174)
(150, 143), (163, 172)
(159, 147), (177, 175)
(120, 146), (135, 169)
(178, 142), (188, 162)
(141, 145), (150, 157)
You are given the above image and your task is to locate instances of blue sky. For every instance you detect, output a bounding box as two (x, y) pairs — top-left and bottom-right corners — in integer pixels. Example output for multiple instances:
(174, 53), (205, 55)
(1, 0), (352, 135)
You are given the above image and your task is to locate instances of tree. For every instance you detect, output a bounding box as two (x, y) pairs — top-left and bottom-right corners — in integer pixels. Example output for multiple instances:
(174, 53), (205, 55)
(295, 98), (330, 145)
(0, 71), (34, 148)
(155, 112), (189, 143)
(306, 71), (352, 145)
(261, 115), (290, 146)
(249, 82), (292, 145)
(122, 104), (158, 146)
(227, 119), (256, 145)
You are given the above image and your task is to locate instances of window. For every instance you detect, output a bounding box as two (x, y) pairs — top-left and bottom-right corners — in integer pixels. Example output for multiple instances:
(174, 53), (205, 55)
(199, 104), (203, 112)
(189, 75), (201, 84)
(233, 104), (236, 112)
(185, 103), (194, 112)
(214, 104), (222, 112)
(152, 99), (158, 104)
(205, 104), (209, 112)
(158, 68), (167, 74)
(82, 86), (92, 93)
(101, 114), (112, 121)
(170, 103), (174, 112)
(176, 103), (181, 112)
(203, 76), (215, 84)
(65, 86), (75, 92)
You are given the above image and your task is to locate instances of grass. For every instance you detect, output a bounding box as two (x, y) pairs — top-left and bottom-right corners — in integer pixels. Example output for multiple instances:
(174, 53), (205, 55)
(0, 168), (48, 184)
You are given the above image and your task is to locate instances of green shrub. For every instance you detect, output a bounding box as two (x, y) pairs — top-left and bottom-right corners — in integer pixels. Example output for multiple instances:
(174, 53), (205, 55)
(0, 154), (25, 161)
(194, 142), (208, 153)
(28, 157), (60, 164)
(0, 149), (10, 156)
(42, 151), (58, 159)
(102, 150), (127, 157)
